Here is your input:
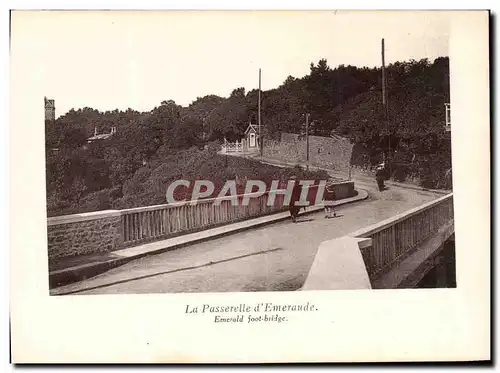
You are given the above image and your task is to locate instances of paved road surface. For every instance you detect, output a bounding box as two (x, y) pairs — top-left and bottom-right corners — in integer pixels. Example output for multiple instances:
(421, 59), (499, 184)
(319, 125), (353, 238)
(51, 182), (442, 295)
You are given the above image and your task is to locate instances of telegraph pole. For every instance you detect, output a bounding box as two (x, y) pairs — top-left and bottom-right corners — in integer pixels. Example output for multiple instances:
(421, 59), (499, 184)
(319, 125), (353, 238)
(305, 113), (310, 171)
(202, 117), (206, 142)
(382, 38), (387, 108)
(258, 68), (263, 157)
(381, 38), (391, 175)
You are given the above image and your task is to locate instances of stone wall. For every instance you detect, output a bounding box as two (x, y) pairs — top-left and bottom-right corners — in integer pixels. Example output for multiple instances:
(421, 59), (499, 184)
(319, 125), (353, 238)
(47, 181), (356, 263)
(47, 210), (122, 262)
(263, 133), (354, 176)
(332, 181), (355, 200)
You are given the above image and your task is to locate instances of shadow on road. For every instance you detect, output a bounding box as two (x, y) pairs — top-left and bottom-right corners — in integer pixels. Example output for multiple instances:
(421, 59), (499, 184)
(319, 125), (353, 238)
(325, 214), (344, 219)
(294, 218), (314, 223)
(52, 247), (285, 296)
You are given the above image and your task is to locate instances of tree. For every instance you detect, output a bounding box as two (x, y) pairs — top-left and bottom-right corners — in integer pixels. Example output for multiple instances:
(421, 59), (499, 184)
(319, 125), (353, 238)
(45, 56), (451, 216)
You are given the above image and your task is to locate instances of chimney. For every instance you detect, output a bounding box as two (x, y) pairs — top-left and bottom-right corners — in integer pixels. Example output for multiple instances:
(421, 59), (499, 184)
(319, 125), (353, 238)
(94, 126), (98, 137)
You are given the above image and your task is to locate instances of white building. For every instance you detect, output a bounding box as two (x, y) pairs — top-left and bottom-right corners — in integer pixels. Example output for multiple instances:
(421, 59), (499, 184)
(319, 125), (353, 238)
(87, 126), (117, 143)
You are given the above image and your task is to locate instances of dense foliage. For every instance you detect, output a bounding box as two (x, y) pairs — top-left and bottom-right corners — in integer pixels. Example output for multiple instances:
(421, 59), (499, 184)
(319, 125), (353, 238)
(46, 140), (328, 217)
(46, 56), (450, 216)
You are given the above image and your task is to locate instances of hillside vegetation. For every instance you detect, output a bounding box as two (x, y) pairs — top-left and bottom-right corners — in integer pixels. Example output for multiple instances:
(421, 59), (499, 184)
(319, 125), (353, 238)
(46, 56), (450, 216)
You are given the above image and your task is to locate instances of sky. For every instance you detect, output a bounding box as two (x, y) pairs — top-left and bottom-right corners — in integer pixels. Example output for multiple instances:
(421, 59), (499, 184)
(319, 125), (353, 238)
(12, 10), (450, 117)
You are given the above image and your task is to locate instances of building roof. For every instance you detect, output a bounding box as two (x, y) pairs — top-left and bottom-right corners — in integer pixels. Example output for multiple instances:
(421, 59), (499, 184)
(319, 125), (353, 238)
(44, 97), (55, 107)
(245, 123), (259, 135)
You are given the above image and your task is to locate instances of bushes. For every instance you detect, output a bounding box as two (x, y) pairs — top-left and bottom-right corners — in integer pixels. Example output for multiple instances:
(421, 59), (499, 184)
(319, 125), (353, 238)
(47, 145), (329, 216)
(77, 189), (113, 212)
(388, 162), (418, 183)
(120, 148), (329, 209)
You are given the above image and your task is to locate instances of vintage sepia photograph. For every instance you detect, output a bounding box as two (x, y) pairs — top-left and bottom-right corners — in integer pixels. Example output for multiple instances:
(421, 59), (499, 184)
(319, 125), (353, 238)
(39, 10), (456, 296)
(9, 7), (491, 364)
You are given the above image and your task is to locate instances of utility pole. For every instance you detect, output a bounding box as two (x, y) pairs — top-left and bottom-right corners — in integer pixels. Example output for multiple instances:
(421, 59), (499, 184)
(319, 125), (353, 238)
(382, 38), (387, 108)
(202, 117), (206, 142)
(381, 38), (391, 175)
(258, 68), (263, 158)
(305, 113), (310, 171)
(223, 137), (228, 168)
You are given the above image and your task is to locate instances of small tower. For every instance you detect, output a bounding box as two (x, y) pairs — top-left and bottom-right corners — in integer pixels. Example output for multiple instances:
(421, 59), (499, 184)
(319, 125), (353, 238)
(44, 97), (55, 121)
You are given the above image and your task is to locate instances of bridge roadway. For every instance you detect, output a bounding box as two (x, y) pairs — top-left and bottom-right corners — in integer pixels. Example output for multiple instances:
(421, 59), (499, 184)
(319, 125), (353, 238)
(51, 181), (443, 295)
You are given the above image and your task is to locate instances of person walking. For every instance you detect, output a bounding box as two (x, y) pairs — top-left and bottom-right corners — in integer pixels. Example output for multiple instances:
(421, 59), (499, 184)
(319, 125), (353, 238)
(323, 180), (337, 218)
(375, 163), (386, 191)
(289, 176), (302, 223)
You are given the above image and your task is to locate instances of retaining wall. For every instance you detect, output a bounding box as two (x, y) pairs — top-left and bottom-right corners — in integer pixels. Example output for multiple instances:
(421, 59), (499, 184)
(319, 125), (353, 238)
(263, 133), (354, 176)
